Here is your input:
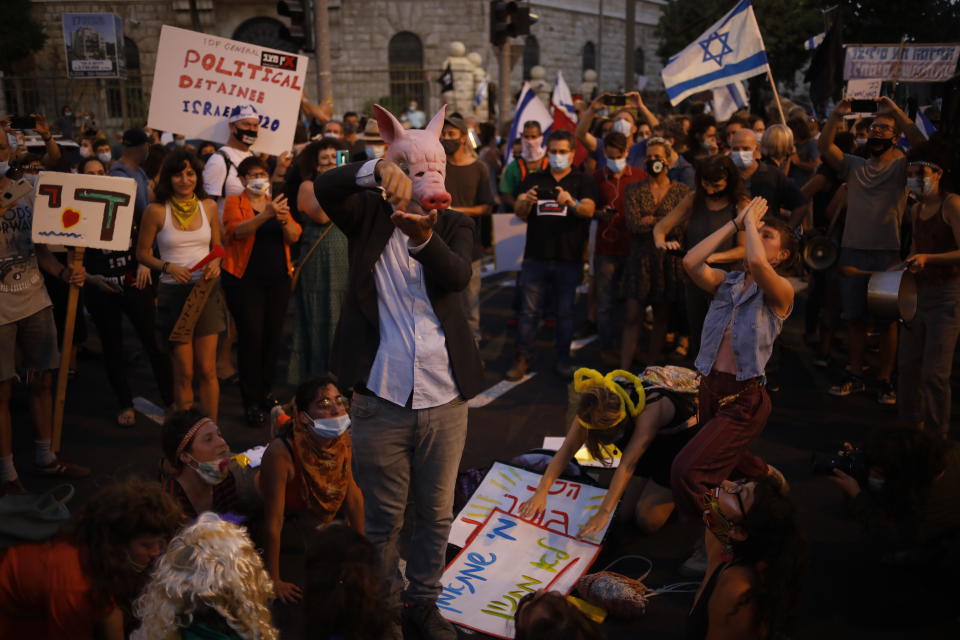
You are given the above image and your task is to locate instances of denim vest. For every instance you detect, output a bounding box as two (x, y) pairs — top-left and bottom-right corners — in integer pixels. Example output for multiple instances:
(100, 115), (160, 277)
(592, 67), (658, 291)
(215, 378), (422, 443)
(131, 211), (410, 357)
(695, 271), (788, 380)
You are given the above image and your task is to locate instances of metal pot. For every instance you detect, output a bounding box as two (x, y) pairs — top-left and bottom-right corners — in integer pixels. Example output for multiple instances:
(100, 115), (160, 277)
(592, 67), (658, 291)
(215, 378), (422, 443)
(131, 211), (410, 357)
(802, 231), (839, 271)
(867, 269), (917, 322)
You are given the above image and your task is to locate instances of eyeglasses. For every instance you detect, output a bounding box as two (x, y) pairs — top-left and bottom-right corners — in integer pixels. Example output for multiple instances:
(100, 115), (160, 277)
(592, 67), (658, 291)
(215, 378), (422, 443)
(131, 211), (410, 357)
(317, 395), (350, 411)
(869, 123), (894, 133)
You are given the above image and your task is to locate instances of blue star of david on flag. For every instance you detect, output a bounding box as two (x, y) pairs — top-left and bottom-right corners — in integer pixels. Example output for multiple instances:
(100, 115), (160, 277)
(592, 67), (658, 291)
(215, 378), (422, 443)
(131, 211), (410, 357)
(700, 31), (734, 67)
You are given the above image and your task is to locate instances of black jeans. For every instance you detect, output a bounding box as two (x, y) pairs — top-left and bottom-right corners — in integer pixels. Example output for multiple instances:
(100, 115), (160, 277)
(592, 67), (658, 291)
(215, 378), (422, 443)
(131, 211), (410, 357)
(222, 273), (290, 410)
(83, 283), (174, 409)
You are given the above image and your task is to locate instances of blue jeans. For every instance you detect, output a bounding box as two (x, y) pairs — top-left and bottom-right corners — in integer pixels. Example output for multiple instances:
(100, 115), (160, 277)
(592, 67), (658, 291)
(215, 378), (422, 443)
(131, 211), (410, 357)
(350, 392), (468, 606)
(516, 259), (583, 362)
(595, 254), (625, 350)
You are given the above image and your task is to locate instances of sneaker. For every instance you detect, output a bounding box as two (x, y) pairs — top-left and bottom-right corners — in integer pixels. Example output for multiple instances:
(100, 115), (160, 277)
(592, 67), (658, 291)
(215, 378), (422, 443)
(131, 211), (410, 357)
(0, 478), (27, 496)
(877, 380), (897, 405)
(35, 457), (90, 478)
(679, 537), (708, 578)
(506, 354), (529, 381)
(766, 463), (790, 495)
(828, 375), (866, 397)
(403, 601), (457, 640)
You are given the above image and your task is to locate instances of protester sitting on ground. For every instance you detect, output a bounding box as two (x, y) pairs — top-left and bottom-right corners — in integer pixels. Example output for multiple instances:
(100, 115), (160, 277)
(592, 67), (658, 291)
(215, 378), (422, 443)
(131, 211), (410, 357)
(828, 427), (960, 626)
(513, 590), (605, 640)
(520, 367), (700, 537)
(0, 476), (183, 638)
(132, 513), (278, 640)
(222, 156), (301, 427)
(257, 374), (364, 604)
(161, 408), (240, 520)
(653, 155), (750, 359)
(673, 198), (796, 574)
(137, 149), (226, 420)
(689, 477), (804, 640)
(78, 157), (174, 426)
(303, 523), (387, 640)
(898, 143), (960, 438)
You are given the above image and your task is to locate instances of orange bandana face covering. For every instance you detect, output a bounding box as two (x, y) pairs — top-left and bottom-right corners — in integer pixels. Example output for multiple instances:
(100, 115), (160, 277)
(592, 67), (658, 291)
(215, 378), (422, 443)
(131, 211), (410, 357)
(290, 418), (351, 520)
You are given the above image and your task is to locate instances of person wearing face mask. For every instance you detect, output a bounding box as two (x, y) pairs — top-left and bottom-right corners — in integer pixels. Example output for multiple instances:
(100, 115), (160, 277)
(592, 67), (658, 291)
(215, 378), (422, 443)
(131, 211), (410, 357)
(289, 138), (351, 382)
(400, 100), (427, 129)
(499, 120), (550, 211)
(898, 147), (960, 437)
(684, 114), (719, 165)
(0, 476), (183, 638)
(508, 130), (599, 380)
(161, 409), (240, 519)
(222, 156), (301, 427)
(258, 374), (364, 605)
(621, 138), (690, 368)
(201, 104), (258, 217)
(355, 119), (387, 161)
(730, 128), (808, 228)
(819, 97), (925, 404)
(319, 119), (343, 140)
(829, 427), (960, 627)
(92, 137), (112, 167)
(77, 136), (95, 160)
(441, 115), (495, 342)
(690, 477), (804, 640)
(575, 92), (659, 170)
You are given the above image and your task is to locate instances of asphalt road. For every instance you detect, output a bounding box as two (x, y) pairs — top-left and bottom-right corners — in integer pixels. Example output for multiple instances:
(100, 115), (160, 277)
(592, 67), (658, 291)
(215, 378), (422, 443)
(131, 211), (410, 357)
(9, 270), (959, 639)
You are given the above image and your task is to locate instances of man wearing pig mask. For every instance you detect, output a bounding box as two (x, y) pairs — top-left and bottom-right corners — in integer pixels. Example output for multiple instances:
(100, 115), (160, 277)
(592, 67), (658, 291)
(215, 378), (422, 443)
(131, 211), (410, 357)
(313, 104), (484, 639)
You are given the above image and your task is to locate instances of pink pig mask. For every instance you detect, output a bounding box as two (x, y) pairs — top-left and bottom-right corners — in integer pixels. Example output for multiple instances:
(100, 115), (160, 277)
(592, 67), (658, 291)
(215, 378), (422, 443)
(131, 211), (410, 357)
(373, 103), (453, 213)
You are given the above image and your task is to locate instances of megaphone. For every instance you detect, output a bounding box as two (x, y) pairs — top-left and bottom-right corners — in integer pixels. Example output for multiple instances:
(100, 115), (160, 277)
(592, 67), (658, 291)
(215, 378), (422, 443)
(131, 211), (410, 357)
(802, 231), (838, 271)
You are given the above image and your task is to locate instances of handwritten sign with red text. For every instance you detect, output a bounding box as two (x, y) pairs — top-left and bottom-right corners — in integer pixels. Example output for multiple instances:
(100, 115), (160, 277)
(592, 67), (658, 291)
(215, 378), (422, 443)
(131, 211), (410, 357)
(147, 25), (308, 156)
(438, 510), (600, 639)
(449, 462), (612, 547)
(31, 172), (136, 251)
(844, 44), (960, 82)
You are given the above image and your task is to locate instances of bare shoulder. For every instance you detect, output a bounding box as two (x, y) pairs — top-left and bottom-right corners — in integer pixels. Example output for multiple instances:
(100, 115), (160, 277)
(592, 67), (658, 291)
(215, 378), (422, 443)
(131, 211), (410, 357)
(943, 193), (960, 220)
(262, 437), (293, 471)
(143, 203), (165, 226)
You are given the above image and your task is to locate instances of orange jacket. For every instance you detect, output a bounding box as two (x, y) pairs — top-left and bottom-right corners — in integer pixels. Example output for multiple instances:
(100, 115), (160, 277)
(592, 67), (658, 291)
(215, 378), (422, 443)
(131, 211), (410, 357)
(222, 192), (301, 278)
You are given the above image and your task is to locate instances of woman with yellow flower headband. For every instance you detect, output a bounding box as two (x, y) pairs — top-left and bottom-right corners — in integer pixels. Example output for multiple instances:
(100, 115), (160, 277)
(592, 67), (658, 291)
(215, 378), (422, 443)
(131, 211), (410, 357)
(519, 367), (700, 539)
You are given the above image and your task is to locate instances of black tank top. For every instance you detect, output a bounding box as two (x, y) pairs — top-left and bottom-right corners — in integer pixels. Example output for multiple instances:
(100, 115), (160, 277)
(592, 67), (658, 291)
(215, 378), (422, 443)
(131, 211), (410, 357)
(687, 561), (731, 640)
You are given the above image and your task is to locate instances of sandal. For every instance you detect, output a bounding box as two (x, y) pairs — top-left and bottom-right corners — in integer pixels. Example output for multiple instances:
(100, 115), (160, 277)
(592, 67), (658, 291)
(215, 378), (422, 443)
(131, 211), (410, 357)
(117, 407), (136, 427)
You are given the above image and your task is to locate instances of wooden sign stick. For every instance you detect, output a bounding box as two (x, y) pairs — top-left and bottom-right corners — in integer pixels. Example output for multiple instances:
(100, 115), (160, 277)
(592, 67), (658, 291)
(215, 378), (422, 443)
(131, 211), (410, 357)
(52, 247), (84, 452)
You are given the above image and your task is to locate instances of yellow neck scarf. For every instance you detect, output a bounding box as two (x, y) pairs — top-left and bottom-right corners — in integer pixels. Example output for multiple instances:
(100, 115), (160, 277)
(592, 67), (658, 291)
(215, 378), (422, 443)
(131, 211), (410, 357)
(573, 368), (646, 430)
(170, 195), (200, 230)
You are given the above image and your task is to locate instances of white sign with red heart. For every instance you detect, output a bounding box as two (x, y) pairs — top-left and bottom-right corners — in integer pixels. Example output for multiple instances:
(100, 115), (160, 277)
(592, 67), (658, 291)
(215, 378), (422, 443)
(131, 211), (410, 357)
(31, 172), (137, 251)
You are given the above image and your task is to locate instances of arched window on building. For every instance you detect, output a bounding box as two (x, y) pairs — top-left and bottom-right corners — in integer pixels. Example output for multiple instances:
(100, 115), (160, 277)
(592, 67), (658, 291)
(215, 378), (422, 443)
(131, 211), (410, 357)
(106, 37), (146, 125)
(634, 47), (646, 76)
(522, 35), (540, 79)
(233, 17), (299, 53)
(388, 31), (425, 112)
(582, 41), (596, 73)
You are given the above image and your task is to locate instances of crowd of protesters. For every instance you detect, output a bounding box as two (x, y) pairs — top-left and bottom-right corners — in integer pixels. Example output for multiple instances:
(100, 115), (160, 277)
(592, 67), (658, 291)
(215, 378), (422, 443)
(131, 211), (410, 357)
(0, 82), (958, 640)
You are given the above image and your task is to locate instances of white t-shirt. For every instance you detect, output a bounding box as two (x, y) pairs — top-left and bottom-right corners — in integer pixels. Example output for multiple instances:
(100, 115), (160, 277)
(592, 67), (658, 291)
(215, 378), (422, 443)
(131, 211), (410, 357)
(202, 146), (253, 215)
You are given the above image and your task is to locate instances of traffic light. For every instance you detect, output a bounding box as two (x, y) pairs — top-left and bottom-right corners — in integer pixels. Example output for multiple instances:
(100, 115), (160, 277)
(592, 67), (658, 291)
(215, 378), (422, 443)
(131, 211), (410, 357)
(490, 1), (534, 47)
(277, 0), (315, 52)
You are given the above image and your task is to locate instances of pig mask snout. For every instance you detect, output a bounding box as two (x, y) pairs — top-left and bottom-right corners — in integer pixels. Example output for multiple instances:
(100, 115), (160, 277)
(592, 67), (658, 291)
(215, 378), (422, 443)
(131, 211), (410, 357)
(420, 191), (452, 211)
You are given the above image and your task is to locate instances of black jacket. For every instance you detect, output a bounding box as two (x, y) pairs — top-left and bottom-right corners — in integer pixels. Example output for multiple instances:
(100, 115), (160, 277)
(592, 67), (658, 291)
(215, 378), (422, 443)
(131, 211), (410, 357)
(313, 161), (485, 400)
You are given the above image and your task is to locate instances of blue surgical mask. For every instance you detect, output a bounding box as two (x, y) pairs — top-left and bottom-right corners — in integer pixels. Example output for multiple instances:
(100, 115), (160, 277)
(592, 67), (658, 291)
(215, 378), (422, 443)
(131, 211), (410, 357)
(548, 152), (571, 172)
(366, 145), (385, 159)
(305, 413), (351, 439)
(730, 150), (755, 169)
(606, 157), (627, 173)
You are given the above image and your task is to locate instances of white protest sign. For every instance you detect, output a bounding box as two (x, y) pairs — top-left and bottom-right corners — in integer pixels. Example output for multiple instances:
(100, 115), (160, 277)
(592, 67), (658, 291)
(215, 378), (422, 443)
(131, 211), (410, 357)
(438, 509), (601, 639)
(450, 462), (612, 547)
(844, 44), (960, 82)
(147, 25), (308, 156)
(31, 172), (136, 251)
(493, 213), (526, 273)
(844, 78), (882, 100)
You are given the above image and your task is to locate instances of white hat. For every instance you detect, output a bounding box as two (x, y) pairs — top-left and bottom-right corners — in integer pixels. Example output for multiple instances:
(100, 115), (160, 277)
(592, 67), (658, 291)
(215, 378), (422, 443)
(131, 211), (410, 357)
(227, 104), (259, 123)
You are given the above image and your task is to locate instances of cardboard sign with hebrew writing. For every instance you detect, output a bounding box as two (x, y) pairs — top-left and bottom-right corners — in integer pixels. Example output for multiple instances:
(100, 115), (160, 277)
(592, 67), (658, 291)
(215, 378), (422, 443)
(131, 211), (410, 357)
(148, 25), (308, 157)
(449, 462), (613, 547)
(31, 172), (136, 251)
(438, 509), (600, 639)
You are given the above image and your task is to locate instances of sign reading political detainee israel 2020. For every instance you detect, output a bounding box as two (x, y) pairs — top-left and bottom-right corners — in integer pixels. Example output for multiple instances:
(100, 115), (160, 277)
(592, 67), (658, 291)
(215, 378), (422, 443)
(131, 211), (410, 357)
(148, 26), (308, 157)
(62, 13), (126, 78)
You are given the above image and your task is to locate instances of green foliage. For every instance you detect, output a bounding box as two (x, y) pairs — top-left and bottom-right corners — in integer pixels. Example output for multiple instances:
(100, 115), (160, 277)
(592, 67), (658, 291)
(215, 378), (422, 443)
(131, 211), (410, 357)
(0, 0), (47, 70)
(836, 0), (960, 44)
(656, 0), (822, 87)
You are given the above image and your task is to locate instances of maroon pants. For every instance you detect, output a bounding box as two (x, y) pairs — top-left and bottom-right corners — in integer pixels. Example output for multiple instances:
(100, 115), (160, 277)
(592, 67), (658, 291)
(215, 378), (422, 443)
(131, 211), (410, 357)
(670, 370), (771, 521)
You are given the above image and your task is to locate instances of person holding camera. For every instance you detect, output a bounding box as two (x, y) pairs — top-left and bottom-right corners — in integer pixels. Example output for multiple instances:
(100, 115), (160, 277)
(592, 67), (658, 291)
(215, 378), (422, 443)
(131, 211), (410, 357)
(575, 92), (660, 169)
(828, 427), (960, 626)
(621, 137), (690, 369)
(507, 130), (599, 380)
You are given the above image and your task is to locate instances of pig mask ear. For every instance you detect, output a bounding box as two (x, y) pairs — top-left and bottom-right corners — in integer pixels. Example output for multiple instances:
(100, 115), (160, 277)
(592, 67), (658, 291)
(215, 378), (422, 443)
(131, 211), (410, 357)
(373, 104), (405, 144)
(423, 105), (447, 138)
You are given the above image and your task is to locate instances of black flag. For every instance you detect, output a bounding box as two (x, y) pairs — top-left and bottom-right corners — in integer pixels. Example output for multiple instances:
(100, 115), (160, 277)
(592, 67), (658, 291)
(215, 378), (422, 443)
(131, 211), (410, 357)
(805, 10), (843, 106)
(437, 63), (454, 93)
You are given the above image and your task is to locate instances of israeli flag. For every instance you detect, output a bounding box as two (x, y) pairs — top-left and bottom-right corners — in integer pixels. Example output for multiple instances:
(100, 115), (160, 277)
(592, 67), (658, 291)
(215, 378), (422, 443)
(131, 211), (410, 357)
(552, 71), (578, 122)
(915, 107), (937, 140)
(661, 0), (770, 106)
(474, 79), (488, 108)
(804, 33), (826, 51)
(502, 82), (553, 166)
(710, 81), (749, 121)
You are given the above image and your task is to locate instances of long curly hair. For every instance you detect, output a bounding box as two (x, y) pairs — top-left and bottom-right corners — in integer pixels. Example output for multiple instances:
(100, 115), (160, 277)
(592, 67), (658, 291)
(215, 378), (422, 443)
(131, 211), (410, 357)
(132, 513), (278, 640)
(67, 476), (183, 609)
(728, 476), (806, 637)
(303, 523), (387, 640)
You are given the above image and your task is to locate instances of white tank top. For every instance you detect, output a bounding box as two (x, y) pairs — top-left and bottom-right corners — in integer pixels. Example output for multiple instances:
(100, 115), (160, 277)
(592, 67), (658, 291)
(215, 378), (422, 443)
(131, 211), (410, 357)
(157, 203), (211, 284)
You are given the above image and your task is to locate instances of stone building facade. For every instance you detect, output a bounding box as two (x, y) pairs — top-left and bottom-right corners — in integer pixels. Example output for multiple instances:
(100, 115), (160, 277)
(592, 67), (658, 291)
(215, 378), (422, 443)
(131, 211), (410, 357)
(7, 0), (664, 134)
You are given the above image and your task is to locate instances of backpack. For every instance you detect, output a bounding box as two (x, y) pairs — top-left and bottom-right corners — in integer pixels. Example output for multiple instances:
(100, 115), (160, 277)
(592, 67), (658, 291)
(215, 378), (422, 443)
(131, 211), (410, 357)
(216, 149), (238, 197)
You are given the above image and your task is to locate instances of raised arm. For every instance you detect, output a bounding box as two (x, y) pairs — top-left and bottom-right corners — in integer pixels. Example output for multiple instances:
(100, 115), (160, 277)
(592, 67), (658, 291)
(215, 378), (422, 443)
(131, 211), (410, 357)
(653, 192), (694, 250)
(626, 91), (659, 129)
(518, 417), (588, 520)
(575, 95), (606, 153)
(818, 100), (849, 172)
(743, 201), (794, 317)
(683, 200), (753, 295)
